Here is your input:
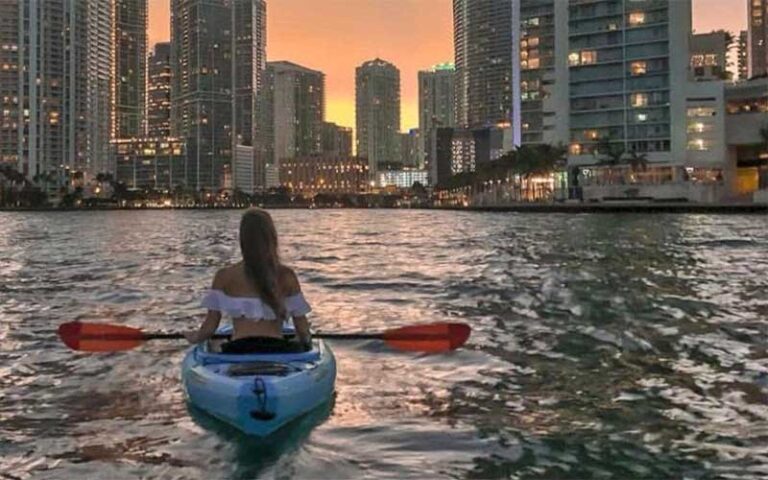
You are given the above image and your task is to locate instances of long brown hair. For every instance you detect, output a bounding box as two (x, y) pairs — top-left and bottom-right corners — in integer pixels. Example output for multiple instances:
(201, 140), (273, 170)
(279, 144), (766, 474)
(239, 208), (285, 319)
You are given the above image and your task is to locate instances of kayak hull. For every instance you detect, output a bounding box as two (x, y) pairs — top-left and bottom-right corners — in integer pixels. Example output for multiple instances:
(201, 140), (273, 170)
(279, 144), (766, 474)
(181, 329), (336, 437)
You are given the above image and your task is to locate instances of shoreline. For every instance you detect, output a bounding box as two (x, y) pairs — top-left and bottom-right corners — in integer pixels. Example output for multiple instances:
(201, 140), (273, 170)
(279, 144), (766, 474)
(1, 203), (767, 214)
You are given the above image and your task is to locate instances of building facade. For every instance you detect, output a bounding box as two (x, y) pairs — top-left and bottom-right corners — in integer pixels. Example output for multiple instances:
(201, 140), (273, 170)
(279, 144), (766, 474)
(378, 169), (429, 189)
(748, 0), (768, 79)
(355, 58), (401, 175)
(171, 0), (234, 191)
(567, 0), (691, 164)
(0, 0), (115, 179)
(113, 0), (147, 139)
(453, 0), (519, 138)
(147, 42), (172, 138)
(233, 0), (266, 148)
(114, 137), (185, 190)
(419, 63), (455, 174)
(280, 155), (369, 196)
(258, 61), (324, 189)
(689, 31), (730, 82)
(738, 30), (749, 81)
(321, 122), (353, 157)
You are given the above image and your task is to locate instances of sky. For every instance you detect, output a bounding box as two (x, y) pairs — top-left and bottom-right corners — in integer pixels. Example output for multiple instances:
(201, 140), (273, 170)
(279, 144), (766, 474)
(148, 0), (747, 132)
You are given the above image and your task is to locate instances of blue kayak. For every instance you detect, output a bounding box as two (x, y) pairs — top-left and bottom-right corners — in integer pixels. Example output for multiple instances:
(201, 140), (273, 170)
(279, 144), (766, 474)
(181, 327), (336, 437)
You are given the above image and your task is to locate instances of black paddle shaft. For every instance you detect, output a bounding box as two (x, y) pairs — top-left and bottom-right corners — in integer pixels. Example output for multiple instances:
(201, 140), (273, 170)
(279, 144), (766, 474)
(142, 332), (383, 341)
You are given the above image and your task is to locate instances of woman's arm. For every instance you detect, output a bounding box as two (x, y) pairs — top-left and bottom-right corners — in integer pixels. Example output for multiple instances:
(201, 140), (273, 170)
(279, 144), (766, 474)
(185, 270), (224, 344)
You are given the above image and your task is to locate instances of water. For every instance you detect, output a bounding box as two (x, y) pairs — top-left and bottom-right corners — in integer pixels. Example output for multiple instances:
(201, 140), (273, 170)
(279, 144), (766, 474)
(1, 210), (767, 479)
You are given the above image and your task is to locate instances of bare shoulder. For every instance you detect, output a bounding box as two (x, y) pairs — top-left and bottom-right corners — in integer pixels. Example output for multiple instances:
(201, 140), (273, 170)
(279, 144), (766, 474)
(211, 264), (238, 289)
(279, 265), (302, 295)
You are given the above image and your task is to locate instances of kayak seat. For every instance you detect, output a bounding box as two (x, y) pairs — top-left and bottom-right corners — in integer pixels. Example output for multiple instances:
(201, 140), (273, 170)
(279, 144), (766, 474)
(228, 362), (294, 377)
(221, 336), (308, 355)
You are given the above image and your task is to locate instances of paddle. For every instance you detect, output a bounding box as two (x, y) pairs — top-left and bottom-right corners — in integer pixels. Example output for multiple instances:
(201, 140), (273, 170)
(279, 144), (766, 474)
(57, 321), (471, 354)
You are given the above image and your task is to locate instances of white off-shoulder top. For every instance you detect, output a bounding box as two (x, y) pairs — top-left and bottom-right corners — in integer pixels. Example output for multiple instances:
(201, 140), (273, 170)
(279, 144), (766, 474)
(201, 289), (311, 320)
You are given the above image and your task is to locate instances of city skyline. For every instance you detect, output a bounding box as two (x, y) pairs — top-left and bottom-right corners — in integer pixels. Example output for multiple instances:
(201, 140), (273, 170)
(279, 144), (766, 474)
(148, 0), (747, 132)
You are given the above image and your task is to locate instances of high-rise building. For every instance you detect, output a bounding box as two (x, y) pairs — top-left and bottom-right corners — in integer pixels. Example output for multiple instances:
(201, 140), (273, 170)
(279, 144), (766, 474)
(259, 61), (324, 171)
(419, 63), (455, 172)
(171, 0), (264, 191)
(519, 0), (569, 146)
(233, 0), (266, 147)
(355, 58), (401, 175)
(748, 0), (768, 79)
(567, 0), (691, 163)
(321, 122), (353, 157)
(689, 31), (731, 82)
(453, 0), (518, 135)
(147, 42), (172, 138)
(113, 0), (147, 139)
(739, 30), (749, 81)
(0, 0), (114, 179)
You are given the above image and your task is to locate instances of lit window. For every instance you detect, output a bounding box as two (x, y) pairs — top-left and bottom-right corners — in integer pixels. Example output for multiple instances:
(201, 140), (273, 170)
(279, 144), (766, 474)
(581, 50), (598, 64)
(569, 143), (582, 155)
(528, 37), (540, 47)
(629, 12), (646, 26)
(584, 130), (599, 140)
(630, 61), (647, 75)
(687, 107), (716, 117)
(568, 52), (580, 66)
(631, 93), (648, 107)
(637, 113), (648, 122)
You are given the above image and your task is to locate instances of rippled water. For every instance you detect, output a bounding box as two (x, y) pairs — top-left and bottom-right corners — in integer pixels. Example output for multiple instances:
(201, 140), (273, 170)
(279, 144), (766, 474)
(1, 210), (767, 479)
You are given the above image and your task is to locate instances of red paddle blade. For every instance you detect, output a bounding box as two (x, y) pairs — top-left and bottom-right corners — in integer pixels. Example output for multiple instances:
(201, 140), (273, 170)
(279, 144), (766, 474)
(58, 322), (146, 352)
(382, 322), (471, 353)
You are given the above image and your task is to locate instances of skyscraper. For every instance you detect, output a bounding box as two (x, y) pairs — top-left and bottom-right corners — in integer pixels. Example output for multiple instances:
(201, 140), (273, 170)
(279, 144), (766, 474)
(453, 0), (518, 133)
(233, 0), (267, 147)
(171, 0), (229, 191)
(260, 61), (324, 167)
(748, 0), (768, 79)
(355, 58), (401, 175)
(147, 42), (172, 138)
(0, 0), (114, 178)
(419, 63), (455, 170)
(113, 0), (147, 139)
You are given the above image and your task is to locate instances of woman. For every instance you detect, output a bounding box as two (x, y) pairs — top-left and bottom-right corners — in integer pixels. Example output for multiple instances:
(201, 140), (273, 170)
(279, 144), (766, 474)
(184, 208), (312, 353)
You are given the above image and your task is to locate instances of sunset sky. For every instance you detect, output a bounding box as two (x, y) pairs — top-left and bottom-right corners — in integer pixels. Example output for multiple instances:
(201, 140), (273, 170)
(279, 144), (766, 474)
(148, 0), (747, 132)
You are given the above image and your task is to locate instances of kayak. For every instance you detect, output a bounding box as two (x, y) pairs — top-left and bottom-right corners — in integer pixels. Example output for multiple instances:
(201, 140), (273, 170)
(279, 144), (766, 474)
(181, 326), (336, 437)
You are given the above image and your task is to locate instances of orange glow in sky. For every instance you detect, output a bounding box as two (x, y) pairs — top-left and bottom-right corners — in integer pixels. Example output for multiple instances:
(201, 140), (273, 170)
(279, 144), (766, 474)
(149, 0), (746, 132)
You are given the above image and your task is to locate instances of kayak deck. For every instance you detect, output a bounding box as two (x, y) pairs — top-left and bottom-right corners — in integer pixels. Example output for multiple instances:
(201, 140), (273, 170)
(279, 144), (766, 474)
(182, 329), (336, 437)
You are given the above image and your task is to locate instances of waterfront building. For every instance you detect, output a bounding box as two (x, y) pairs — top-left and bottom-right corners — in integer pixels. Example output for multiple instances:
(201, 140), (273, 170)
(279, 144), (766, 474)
(748, 0), (768, 79)
(234, 145), (255, 194)
(233, 0), (267, 148)
(266, 61), (324, 163)
(356, 59), (401, 176)
(738, 30), (749, 81)
(519, 0), (569, 146)
(0, 0), (114, 179)
(378, 169), (429, 189)
(725, 77), (768, 201)
(114, 0), (148, 139)
(400, 129), (422, 168)
(114, 138), (186, 190)
(689, 32), (731, 82)
(453, 0), (517, 133)
(280, 156), (369, 196)
(171, 0), (233, 191)
(321, 122), (353, 157)
(419, 63), (455, 172)
(147, 43), (172, 139)
(434, 126), (515, 181)
(567, 0), (691, 163)
(171, 0), (265, 192)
